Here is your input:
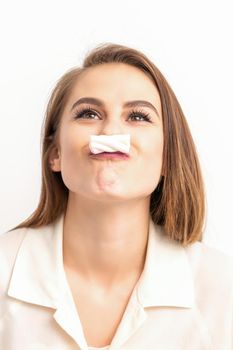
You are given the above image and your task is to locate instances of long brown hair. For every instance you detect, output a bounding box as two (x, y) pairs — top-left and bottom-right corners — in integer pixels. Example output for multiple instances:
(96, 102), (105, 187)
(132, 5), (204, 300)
(9, 43), (206, 245)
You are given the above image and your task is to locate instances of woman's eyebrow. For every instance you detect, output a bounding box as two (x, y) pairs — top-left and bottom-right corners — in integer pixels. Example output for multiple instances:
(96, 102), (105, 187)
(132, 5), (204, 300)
(70, 97), (160, 118)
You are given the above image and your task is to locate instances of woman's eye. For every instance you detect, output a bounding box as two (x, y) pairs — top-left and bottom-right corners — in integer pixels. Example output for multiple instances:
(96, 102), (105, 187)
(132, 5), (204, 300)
(74, 108), (99, 120)
(74, 107), (152, 123)
(129, 112), (152, 122)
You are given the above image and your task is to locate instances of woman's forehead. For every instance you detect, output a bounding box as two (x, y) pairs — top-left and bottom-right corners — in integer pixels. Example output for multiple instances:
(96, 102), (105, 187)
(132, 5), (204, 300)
(68, 63), (161, 111)
(74, 62), (157, 90)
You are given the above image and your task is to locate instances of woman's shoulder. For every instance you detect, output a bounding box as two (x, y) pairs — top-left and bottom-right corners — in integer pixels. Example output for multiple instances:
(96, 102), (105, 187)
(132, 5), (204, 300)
(185, 240), (233, 301)
(0, 226), (30, 269)
(0, 221), (54, 252)
(185, 239), (233, 274)
(0, 227), (28, 260)
(183, 240), (233, 345)
(0, 222), (53, 263)
(0, 227), (29, 297)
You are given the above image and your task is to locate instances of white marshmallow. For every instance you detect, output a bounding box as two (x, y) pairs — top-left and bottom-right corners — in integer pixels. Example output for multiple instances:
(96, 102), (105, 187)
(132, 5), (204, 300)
(89, 134), (131, 154)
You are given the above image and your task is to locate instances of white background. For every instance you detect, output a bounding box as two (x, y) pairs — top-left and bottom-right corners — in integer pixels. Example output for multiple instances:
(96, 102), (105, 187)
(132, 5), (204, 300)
(0, 0), (232, 256)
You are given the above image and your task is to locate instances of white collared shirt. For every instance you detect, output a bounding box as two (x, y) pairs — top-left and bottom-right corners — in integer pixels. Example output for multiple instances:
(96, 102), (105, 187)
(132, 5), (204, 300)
(0, 214), (232, 350)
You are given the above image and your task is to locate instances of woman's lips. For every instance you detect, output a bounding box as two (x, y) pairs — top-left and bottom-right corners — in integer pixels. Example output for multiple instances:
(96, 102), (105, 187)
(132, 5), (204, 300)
(89, 151), (130, 160)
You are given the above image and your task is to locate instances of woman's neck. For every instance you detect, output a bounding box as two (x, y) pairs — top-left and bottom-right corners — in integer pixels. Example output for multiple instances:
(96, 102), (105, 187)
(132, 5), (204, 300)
(62, 192), (150, 289)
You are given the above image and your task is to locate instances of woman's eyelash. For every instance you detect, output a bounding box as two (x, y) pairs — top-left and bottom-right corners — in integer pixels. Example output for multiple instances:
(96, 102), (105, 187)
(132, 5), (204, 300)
(73, 106), (152, 122)
(130, 109), (152, 122)
(74, 106), (99, 120)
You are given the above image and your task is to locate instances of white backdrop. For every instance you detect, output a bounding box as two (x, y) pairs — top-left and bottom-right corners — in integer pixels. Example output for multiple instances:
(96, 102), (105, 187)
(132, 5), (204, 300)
(0, 0), (232, 256)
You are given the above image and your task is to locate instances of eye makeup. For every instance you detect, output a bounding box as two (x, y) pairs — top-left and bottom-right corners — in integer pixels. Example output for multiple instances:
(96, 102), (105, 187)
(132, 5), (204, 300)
(73, 105), (153, 123)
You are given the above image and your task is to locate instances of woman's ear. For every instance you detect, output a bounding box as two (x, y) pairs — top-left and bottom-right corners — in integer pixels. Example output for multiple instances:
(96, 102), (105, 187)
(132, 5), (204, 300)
(49, 146), (61, 172)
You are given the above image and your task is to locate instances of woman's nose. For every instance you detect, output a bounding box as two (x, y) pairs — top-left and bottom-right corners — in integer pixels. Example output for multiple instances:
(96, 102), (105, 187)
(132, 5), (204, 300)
(99, 118), (125, 135)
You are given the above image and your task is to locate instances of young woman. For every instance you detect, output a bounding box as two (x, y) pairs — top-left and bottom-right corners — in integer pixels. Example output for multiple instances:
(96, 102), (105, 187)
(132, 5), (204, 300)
(0, 43), (232, 350)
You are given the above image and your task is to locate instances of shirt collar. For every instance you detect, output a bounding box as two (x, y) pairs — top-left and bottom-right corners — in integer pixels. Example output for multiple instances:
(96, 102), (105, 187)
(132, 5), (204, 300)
(7, 215), (66, 308)
(136, 217), (195, 308)
(7, 213), (195, 309)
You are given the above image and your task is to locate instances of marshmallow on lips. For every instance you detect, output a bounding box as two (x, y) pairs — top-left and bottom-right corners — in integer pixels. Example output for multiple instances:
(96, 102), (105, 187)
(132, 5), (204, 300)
(89, 134), (131, 155)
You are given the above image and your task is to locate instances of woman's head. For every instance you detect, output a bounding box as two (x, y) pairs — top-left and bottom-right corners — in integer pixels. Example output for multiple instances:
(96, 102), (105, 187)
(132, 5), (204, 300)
(11, 43), (205, 245)
(48, 62), (164, 211)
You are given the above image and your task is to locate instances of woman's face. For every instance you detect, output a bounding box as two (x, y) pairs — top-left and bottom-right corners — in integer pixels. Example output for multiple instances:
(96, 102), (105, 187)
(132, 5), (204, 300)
(51, 63), (164, 203)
